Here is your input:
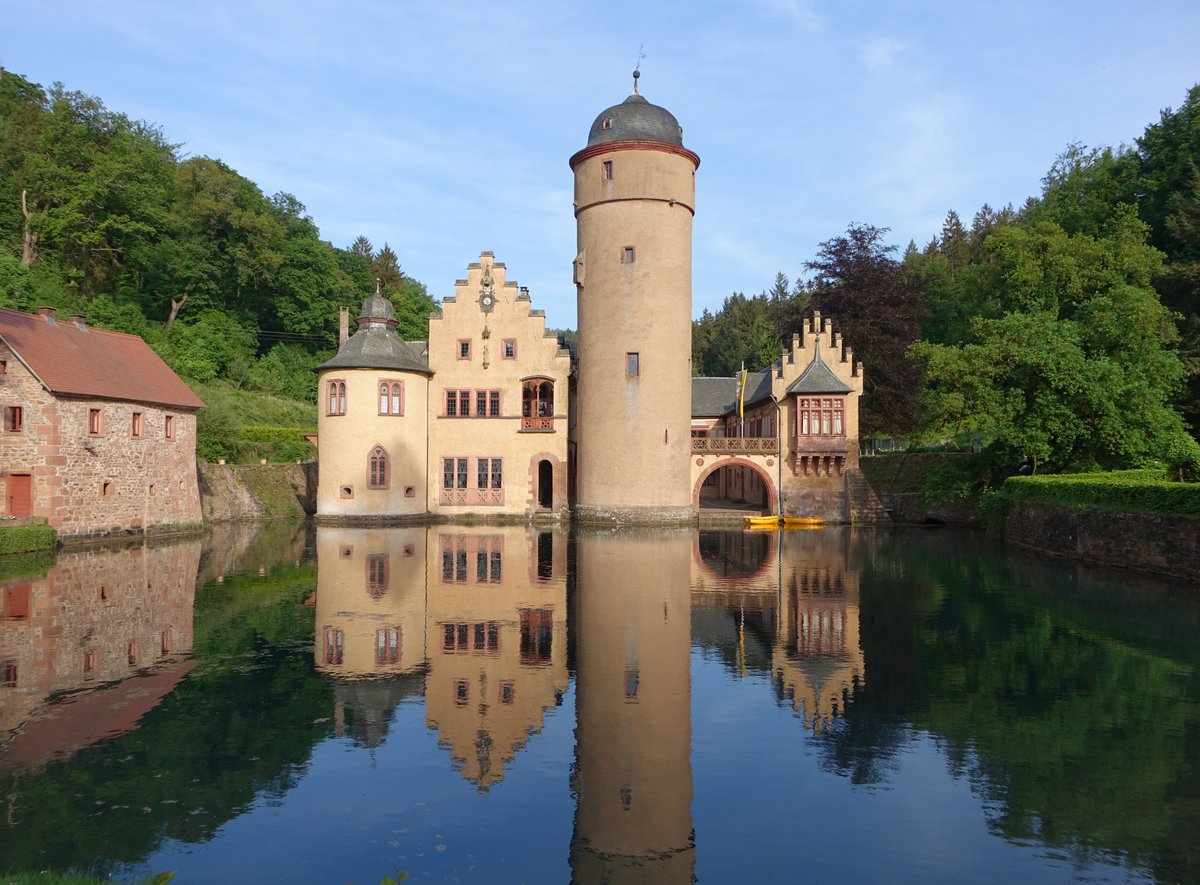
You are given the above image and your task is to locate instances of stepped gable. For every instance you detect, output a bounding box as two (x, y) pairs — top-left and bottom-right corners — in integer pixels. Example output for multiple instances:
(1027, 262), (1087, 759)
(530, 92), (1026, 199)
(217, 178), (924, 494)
(0, 306), (203, 409)
(786, 337), (853, 395)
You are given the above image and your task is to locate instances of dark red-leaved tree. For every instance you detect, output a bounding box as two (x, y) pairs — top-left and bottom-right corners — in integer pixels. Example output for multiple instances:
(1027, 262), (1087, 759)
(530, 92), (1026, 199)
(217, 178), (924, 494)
(806, 223), (927, 436)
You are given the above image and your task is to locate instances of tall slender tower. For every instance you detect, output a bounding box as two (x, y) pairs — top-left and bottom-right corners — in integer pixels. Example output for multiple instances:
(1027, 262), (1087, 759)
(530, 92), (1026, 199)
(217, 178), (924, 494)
(570, 72), (699, 523)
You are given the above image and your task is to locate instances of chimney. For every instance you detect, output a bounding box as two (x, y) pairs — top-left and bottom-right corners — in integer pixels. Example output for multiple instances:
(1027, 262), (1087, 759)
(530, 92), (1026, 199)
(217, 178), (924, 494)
(36, 307), (56, 323)
(69, 314), (87, 329)
(339, 306), (350, 345)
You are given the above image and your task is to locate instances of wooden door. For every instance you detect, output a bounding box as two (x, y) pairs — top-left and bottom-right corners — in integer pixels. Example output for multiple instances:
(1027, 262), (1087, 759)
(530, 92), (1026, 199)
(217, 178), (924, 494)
(7, 474), (31, 517)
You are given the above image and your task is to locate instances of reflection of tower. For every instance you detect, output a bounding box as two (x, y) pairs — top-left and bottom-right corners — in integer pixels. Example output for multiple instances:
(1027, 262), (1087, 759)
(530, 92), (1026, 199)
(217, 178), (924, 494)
(424, 526), (568, 791)
(571, 527), (694, 883)
(773, 528), (864, 733)
(313, 527), (430, 744)
(570, 74), (700, 523)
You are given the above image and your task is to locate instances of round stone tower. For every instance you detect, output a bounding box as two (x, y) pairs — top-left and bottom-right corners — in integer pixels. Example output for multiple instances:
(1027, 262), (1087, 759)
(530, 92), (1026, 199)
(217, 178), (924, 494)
(570, 74), (699, 523)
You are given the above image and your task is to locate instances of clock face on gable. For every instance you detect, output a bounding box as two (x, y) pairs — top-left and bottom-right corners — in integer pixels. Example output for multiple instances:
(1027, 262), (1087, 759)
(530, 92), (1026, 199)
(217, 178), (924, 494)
(479, 267), (496, 312)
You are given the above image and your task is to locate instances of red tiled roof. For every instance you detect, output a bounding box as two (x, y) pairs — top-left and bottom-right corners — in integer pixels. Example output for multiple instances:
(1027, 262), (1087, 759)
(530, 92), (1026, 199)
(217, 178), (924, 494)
(0, 307), (204, 410)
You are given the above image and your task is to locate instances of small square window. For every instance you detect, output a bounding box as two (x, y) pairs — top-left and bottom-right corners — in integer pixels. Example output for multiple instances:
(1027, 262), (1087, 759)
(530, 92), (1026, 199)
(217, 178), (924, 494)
(0, 360), (7, 374)
(88, 408), (102, 435)
(626, 353), (640, 377)
(602, 160), (613, 180)
(458, 340), (471, 360)
(131, 412), (143, 438)
(601, 118), (612, 130)
(503, 339), (516, 359)
(622, 246), (635, 263)
(4, 406), (21, 432)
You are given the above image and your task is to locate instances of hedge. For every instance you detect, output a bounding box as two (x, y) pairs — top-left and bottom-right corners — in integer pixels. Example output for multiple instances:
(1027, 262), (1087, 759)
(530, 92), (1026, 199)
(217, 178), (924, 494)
(236, 425), (316, 464)
(997, 471), (1200, 518)
(0, 522), (58, 557)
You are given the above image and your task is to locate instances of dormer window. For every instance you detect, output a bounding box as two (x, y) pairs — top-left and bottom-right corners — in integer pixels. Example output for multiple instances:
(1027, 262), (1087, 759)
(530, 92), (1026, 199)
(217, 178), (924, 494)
(602, 117), (613, 130)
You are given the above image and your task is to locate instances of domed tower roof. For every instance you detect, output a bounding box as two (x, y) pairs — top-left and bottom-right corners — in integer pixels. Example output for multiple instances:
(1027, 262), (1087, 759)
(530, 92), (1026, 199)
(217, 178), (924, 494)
(315, 281), (431, 375)
(586, 92), (684, 147)
(357, 280), (396, 329)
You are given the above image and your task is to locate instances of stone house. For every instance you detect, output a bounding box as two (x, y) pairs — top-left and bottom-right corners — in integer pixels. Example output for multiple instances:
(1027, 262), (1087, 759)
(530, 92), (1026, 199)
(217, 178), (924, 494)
(0, 306), (204, 540)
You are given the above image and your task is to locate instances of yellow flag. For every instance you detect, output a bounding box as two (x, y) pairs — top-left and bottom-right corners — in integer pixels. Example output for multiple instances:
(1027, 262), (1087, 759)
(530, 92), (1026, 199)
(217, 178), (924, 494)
(737, 368), (747, 419)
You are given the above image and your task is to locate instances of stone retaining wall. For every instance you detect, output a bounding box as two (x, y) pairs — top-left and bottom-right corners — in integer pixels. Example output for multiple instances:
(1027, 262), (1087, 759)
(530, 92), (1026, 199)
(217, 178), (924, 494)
(1004, 500), (1200, 583)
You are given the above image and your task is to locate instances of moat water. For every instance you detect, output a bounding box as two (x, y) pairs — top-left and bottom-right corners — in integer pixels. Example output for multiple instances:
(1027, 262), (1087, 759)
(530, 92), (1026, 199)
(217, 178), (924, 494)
(0, 522), (1197, 884)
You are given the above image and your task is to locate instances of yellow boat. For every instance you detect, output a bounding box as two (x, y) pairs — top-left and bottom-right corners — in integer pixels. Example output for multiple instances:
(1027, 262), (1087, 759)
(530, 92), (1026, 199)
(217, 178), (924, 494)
(743, 515), (781, 529)
(783, 516), (824, 528)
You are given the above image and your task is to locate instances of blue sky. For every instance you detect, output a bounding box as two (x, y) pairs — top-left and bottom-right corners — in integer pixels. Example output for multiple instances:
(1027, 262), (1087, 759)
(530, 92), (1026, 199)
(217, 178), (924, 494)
(6, 1), (1199, 328)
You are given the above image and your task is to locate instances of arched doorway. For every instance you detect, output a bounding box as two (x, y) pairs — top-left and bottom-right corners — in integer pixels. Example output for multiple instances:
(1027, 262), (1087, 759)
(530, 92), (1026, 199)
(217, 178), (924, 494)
(694, 460), (776, 514)
(537, 459), (553, 508)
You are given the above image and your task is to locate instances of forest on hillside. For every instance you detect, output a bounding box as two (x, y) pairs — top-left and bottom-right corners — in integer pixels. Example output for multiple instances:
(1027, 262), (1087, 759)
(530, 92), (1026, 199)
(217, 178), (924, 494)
(0, 69), (434, 412)
(695, 84), (1200, 476)
(1, 68), (1197, 476)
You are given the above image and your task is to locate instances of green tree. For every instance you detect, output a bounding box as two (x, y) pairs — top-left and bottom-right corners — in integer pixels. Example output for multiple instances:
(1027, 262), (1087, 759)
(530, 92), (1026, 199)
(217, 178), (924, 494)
(910, 214), (1188, 471)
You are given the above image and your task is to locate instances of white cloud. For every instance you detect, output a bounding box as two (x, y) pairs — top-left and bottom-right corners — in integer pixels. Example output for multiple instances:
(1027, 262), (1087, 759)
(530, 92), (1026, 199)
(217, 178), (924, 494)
(860, 37), (907, 71)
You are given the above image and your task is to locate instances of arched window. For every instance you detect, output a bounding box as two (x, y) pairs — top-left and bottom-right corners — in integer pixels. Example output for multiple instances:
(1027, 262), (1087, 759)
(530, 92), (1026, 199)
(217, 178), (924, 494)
(368, 446), (389, 488)
(328, 380), (346, 416)
(379, 380), (403, 415)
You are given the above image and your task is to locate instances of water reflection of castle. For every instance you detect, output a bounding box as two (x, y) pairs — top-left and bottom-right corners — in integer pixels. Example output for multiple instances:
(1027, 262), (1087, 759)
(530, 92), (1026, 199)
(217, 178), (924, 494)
(691, 528), (866, 734)
(0, 542), (198, 773)
(313, 525), (568, 789)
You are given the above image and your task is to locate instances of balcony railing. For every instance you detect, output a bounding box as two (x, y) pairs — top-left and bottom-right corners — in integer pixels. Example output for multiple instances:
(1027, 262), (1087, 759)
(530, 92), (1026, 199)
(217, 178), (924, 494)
(691, 436), (778, 455)
(521, 416), (554, 431)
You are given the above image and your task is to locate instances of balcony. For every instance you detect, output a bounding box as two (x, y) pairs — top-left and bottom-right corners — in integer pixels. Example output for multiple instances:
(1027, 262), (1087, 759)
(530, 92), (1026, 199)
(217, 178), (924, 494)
(691, 436), (778, 455)
(793, 435), (850, 454)
(521, 416), (555, 432)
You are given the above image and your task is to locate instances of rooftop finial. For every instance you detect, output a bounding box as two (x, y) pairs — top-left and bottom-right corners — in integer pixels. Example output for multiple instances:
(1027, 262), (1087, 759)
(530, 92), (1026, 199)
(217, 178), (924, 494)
(375, 277), (382, 296)
(632, 45), (644, 94)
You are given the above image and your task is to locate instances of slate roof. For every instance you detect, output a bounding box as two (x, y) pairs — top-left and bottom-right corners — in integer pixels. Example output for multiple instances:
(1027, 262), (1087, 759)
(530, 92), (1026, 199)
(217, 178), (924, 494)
(315, 286), (432, 375)
(786, 343), (852, 395)
(692, 376), (738, 416)
(692, 369), (776, 418)
(316, 330), (431, 375)
(0, 307), (204, 410)
(588, 93), (685, 147)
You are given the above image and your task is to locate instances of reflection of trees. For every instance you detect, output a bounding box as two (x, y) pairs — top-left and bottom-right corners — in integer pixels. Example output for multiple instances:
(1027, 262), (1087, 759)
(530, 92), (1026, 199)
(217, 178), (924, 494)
(0, 553), (331, 875)
(818, 529), (1200, 877)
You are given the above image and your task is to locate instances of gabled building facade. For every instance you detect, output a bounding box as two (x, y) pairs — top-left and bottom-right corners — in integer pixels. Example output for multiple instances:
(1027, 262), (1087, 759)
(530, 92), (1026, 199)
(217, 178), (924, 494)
(315, 255), (571, 522)
(0, 306), (204, 539)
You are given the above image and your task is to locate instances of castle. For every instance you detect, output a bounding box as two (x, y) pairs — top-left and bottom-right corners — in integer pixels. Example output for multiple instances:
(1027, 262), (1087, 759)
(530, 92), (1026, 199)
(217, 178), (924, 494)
(315, 80), (880, 525)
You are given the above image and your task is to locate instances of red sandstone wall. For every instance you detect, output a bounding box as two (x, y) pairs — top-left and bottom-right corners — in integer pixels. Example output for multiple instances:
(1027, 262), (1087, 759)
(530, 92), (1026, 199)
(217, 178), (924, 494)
(0, 349), (201, 538)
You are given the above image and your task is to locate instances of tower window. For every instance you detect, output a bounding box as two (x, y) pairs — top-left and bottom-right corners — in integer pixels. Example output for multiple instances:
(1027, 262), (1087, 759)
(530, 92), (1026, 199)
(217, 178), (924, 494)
(622, 246), (635, 263)
(626, 353), (640, 377)
(602, 160), (613, 180)
(601, 117), (612, 130)
(327, 380), (346, 416)
(368, 446), (389, 488)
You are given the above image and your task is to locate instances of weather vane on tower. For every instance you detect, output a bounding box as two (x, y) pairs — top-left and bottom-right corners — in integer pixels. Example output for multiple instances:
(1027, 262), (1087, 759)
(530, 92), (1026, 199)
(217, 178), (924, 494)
(633, 45), (645, 94)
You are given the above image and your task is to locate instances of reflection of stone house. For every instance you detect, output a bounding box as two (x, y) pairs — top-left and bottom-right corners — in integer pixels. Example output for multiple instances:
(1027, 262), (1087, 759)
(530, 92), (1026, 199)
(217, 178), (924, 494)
(0, 306), (204, 539)
(0, 540), (199, 769)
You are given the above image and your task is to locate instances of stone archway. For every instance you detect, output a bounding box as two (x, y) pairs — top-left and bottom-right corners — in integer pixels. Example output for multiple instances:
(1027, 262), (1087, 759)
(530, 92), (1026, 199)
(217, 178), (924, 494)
(692, 458), (777, 514)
